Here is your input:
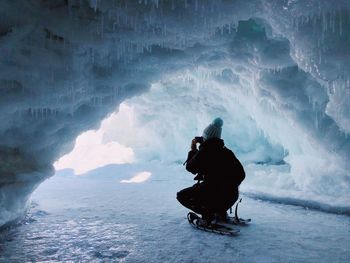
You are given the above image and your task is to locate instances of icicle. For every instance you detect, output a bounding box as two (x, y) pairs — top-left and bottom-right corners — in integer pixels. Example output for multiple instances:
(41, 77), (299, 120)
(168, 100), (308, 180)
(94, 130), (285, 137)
(322, 11), (327, 33)
(100, 15), (104, 38)
(347, 80), (350, 106)
(93, 0), (99, 12)
(332, 10), (336, 33)
(163, 23), (167, 36)
(305, 15), (310, 24)
(339, 10), (343, 36)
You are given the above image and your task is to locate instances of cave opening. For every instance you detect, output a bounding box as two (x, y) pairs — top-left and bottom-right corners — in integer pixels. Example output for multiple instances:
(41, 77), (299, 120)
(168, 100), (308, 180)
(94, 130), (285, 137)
(1, 1), (350, 261)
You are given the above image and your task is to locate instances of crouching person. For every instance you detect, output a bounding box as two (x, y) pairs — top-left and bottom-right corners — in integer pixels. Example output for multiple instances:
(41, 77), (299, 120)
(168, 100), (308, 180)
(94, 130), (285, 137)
(177, 118), (245, 225)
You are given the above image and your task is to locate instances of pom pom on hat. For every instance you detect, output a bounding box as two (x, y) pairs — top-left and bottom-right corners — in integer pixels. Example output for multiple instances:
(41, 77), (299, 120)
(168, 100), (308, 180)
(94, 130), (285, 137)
(212, 117), (223, 128)
(202, 117), (224, 140)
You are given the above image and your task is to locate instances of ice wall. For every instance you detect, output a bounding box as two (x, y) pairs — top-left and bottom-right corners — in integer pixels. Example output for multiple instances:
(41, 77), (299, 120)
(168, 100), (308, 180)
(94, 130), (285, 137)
(1, 0), (350, 226)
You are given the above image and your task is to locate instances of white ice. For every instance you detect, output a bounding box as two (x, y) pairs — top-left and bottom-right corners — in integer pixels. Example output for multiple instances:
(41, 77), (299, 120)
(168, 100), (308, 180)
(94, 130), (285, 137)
(1, 163), (349, 262)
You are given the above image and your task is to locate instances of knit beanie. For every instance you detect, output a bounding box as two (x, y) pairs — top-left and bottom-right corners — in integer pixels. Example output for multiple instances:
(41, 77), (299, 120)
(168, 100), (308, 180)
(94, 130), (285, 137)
(202, 118), (224, 140)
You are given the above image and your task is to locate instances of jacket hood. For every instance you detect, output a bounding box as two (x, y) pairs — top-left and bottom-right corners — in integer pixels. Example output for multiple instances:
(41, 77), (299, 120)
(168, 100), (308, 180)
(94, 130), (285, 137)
(199, 137), (224, 149)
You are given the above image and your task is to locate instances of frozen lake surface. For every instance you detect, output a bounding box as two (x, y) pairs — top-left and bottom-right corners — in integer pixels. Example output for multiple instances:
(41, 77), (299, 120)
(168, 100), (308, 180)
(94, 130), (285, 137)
(1, 163), (350, 262)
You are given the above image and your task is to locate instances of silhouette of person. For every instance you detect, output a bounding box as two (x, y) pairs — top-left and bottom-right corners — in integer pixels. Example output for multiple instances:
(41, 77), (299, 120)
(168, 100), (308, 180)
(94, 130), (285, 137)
(177, 118), (245, 224)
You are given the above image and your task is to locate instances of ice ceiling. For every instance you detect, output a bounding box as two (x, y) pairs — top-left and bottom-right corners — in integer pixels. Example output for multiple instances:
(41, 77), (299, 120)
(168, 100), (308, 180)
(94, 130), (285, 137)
(1, 0), (350, 226)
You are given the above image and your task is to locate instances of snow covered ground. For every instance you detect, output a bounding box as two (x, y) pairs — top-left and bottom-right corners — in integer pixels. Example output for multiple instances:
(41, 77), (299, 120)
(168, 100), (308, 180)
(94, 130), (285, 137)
(1, 162), (349, 263)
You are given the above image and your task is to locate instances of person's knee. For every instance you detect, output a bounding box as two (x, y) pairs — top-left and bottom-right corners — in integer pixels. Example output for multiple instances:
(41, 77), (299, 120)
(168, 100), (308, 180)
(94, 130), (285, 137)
(176, 190), (184, 203)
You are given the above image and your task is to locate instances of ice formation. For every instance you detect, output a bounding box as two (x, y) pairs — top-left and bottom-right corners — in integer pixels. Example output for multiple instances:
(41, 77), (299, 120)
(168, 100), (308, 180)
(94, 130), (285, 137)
(0, 0), (349, 226)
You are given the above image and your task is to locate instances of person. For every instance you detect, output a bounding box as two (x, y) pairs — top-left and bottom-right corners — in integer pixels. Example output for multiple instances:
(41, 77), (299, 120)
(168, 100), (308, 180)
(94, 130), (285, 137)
(177, 117), (245, 225)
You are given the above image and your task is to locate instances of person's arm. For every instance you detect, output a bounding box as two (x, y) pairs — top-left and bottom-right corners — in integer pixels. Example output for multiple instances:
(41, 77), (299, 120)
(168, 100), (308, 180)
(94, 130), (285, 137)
(186, 139), (203, 174)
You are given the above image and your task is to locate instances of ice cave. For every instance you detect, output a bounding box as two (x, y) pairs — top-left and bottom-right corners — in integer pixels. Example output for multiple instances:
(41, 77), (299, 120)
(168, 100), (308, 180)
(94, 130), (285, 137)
(0, 0), (349, 262)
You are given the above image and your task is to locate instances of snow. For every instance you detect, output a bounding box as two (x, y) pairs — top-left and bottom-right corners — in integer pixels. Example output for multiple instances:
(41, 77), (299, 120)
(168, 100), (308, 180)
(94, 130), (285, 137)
(1, 163), (349, 262)
(120, 171), (152, 183)
(0, 0), (350, 228)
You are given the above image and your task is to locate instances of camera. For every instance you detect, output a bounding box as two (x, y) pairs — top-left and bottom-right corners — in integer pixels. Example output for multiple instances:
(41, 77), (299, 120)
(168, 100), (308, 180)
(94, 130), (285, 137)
(194, 136), (204, 144)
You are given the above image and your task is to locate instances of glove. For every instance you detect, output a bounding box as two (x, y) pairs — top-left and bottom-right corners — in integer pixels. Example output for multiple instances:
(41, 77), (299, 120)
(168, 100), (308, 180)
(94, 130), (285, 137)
(194, 174), (204, 181)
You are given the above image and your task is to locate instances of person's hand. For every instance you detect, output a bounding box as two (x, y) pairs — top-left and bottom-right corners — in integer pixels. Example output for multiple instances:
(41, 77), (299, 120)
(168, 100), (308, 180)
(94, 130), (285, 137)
(191, 139), (197, 151)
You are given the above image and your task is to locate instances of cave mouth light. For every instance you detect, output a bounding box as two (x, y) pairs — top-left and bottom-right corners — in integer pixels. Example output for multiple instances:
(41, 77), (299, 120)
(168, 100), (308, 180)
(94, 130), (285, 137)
(53, 104), (136, 175)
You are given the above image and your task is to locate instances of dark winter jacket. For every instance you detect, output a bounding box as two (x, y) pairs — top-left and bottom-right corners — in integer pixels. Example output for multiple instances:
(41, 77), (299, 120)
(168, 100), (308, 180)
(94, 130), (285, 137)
(185, 138), (245, 190)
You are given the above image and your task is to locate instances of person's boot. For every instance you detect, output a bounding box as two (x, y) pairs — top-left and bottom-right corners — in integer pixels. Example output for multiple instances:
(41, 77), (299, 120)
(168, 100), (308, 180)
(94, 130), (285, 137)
(214, 211), (229, 223)
(199, 213), (215, 227)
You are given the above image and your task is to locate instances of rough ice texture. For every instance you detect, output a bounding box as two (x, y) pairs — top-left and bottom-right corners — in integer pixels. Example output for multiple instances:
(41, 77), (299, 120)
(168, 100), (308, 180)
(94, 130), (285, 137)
(0, 0), (349, 226)
(2, 163), (350, 262)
